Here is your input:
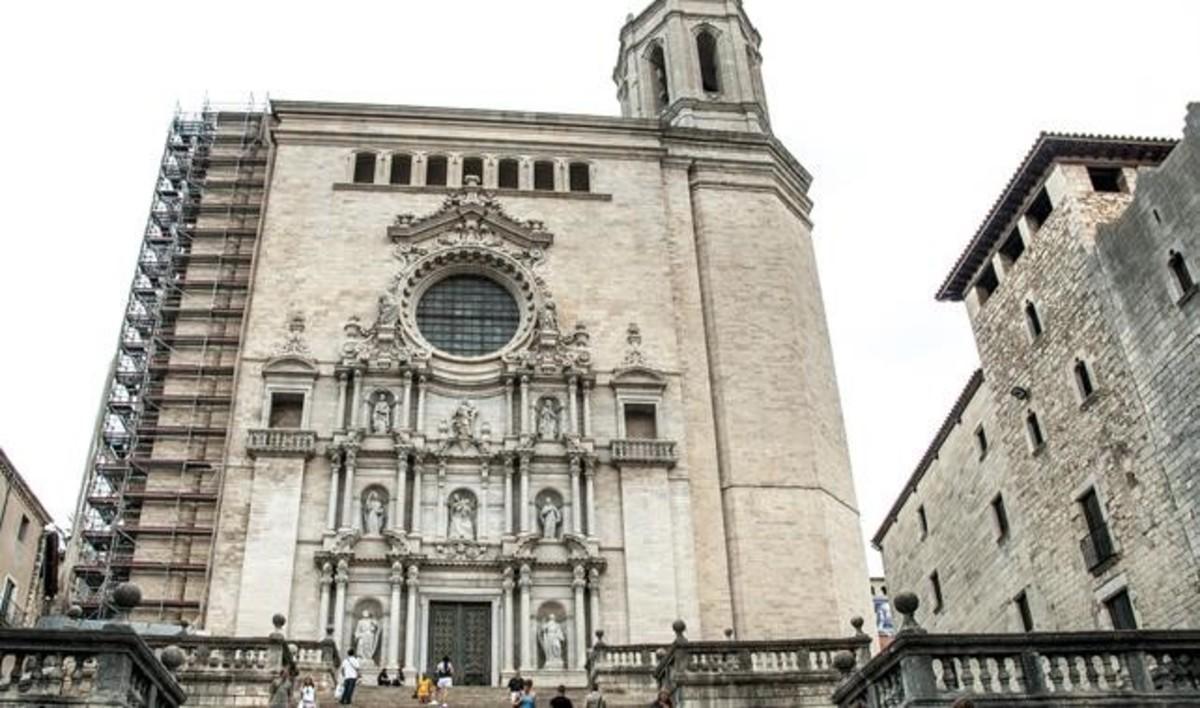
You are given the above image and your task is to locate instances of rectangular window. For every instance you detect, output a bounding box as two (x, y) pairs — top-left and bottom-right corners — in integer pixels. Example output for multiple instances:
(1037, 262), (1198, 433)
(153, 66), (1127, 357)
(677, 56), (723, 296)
(930, 571), (944, 613)
(568, 162), (591, 192)
(1025, 411), (1045, 450)
(353, 152), (376, 184)
(1024, 301), (1044, 339)
(533, 161), (555, 191)
(1074, 359), (1096, 400)
(991, 494), (1010, 541)
(1079, 487), (1116, 571)
(1088, 166), (1127, 194)
(1026, 187), (1054, 232)
(389, 154), (412, 185)
(17, 515), (29, 542)
(917, 505), (929, 539)
(269, 392), (305, 429)
(999, 228), (1025, 264)
(1105, 589), (1137, 630)
(1170, 250), (1195, 296)
(426, 156), (448, 187)
(975, 425), (989, 459)
(623, 404), (657, 439)
(1014, 591), (1035, 631)
(462, 156), (484, 184)
(974, 263), (1000, 304)
(498, 159), (520, 189)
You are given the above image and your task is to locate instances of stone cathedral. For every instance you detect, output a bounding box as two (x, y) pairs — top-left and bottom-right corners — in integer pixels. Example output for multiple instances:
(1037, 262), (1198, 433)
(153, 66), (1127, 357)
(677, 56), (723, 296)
(69, 0), (873, 689)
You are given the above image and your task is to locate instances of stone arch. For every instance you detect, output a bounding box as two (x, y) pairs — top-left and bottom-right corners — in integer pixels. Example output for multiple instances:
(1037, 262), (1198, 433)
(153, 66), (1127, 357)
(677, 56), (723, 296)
(535, 487), (565, 540)
(693, 24), (722, 94)
(447, 487), (478, 540)
(644, 40), (670, 112)
(349, 596), (385, 665)
(361, 484), (389, 535)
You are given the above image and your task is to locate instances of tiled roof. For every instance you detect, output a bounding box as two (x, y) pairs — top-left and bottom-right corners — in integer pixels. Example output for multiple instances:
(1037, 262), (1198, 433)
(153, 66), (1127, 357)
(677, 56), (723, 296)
(936, 133), (1177, 302)
(871, 369), (985, 549)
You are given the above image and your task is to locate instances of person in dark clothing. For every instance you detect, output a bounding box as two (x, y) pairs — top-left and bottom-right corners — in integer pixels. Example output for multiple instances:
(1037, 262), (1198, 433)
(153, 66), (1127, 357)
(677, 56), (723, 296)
(550, 684), (574, 708)
(377, 669), (390, 686)
(508, 672), (525, 704)
(650, 689), (673, 708)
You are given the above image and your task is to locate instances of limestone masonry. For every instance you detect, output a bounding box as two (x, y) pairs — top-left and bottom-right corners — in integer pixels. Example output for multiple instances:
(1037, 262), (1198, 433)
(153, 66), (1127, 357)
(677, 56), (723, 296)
(63, 0), (873, 686)
(875, 104), (1200, 635)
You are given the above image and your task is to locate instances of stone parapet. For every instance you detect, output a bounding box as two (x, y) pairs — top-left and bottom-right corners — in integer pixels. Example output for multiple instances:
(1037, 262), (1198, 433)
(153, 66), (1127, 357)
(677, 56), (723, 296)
(610, 438), (677, 466)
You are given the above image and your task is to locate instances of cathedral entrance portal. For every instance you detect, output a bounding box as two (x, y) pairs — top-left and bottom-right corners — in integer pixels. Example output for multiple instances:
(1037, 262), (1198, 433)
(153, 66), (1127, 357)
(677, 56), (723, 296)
(427, 602), (492, 686)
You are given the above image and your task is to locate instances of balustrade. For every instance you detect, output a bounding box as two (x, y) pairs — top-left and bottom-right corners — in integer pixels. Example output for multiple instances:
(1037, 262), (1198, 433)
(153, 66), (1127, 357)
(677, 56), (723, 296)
(610, 438), (677, 465)
(246, 428), (317, 457)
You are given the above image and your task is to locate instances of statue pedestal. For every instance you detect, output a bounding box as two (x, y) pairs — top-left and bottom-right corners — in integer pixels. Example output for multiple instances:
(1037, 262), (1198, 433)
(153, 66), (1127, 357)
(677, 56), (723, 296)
(523, 668), (588, 689)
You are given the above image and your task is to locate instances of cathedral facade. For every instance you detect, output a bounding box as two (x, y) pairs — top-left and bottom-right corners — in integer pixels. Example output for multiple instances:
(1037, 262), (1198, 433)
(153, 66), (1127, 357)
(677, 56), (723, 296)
(68, 0), (872, 687)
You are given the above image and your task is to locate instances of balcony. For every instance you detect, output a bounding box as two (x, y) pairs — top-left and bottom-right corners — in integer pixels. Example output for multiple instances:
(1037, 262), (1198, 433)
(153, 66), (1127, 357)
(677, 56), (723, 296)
(246, 428), (317, 458)
(611, 438), (678, 467)
(1081, 525), (1117, 572)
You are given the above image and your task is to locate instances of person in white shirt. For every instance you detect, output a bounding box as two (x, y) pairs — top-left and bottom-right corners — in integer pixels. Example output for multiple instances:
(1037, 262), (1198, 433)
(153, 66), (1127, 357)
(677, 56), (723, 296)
(339, 649), (361, 705)
(434, 655), (454, 707)
(298, 676), (318, 708)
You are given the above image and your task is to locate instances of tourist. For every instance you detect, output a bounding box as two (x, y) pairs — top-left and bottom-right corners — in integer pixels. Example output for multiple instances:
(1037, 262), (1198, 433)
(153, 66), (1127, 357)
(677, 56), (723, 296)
(337, 648), (360, 705)
(434, 655), (454, 707)
(650, 689), (673, 708)
(391, 668), (404, 687)
(297, 676), (318, 708)
(549, 684), (573, 708)
(516, 679), (536, 708)
(415, 674), (434, 704)
(508, 671), (525, 705)
(584, 682), (607, 708)
(376, 669), (390, 686)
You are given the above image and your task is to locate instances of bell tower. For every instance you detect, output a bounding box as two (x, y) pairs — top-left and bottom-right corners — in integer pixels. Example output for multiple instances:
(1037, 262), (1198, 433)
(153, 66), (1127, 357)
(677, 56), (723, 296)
(613, 0), (770, 132)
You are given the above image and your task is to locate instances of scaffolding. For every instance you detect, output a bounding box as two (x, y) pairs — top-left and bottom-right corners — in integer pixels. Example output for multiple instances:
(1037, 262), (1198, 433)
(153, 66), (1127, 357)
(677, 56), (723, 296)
(69, 100), (269, 622)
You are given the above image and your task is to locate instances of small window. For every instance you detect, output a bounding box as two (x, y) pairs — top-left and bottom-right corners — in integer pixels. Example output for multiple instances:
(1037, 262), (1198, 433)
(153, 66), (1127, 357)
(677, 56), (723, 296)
(623, 404), (657, 439)
(353, 152), (376, 184)
(1074, 359), (1096, 400)
(462, 156), (484, 184)
(1088, 166), (1126, 194)
(1080, 487), (1117, 570)
(1169, 250), (1195, 296)
(1024, 301), (1044, 339)
(425, 155), (448, 187)
(930, 571), (944, 613)
(1014, 591), (1035, 632)
(1026, 188), (1054, 232)
(0, 579), (14, 620)
(1105, 589), (1137, 630)
(17, 515), (30, 542)
(1025, 411), (1045, 450)
(917, 505), (929, 539)
(975, 425), (989, 459)
(648, 44), (670, 111)
(533, 161), (555, 191)
(269, 392), (305, 429)
(975, 263), (1000, 304)
(568, 162), (591, 192)
(390, 154), (413, 185)
(498, 159), (520, 189)
(696, 30), (720, 93)
(991, 494), (1010, 541)
(999, 228), (1025, 264)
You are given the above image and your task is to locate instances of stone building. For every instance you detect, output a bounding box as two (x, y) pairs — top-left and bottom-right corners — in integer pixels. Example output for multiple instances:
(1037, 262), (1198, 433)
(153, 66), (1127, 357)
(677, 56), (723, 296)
(874, 104), (1200, 634)
(0, 446), (53, 627)
(64, 0), (873, 687)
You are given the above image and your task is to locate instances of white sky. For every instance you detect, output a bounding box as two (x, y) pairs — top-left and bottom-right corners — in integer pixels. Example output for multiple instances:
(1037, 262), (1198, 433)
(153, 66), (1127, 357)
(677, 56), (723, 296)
(1, 1), (1197, 574)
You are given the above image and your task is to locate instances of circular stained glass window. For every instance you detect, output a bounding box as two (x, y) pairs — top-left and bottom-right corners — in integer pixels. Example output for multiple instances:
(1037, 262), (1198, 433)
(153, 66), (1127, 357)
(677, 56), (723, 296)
(416, 274), (520, 357)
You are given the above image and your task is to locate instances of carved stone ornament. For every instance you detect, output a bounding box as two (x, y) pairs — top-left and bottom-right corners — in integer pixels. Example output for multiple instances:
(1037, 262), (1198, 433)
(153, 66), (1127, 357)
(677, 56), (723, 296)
(275, 312), (312, 357)
(622, 322), (647, 367)
(325, 528), (361, 554)
(383, 529), (412, 557)
(430, 539), (490, 562)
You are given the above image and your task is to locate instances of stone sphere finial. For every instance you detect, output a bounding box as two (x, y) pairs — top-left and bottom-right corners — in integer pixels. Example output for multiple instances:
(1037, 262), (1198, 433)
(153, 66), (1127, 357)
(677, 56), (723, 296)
(160, 645), (185, 673)
(672, 619), (687, 639)
(833, 650), (857, 677)
(594, 629), (606, 646)
(112, 582), (142, 619)
(850, 616), (865, 635)
(67, 605), (83, 621)
(272, 613), (287, 631)
(893, 592), (925, 635)
(724, 627), (734, 640)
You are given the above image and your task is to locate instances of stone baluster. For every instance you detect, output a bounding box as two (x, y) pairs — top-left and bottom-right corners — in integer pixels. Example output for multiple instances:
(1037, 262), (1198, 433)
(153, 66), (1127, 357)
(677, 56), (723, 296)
(503, 456), (515, 535)
(318, 562), (333, 640)
(333, 560), (349, 651)
(335, 371), (348, 430)
(572, 564), (587, 669)
(394, 448), (408, 532)
(519, 563), (533, 670)
(411, 459), (424, 535)
(403, 565), (420, 675)
(520, 376), (531, 435)
(341, 447), (359, 530)
(567, 376), (579, 436)
(582, 380), (592, 437)
(387, 562), (403, 671)
(401, 372), (413, 431)
(588, 567), (602, 646)
(502, 567), (516, 674)
(519, 453), (532, 533)
(325, 447), (342, 530)
(505, 378), (514, 436)
(584, 458), (597, 537)
(569, 456), (582, 535)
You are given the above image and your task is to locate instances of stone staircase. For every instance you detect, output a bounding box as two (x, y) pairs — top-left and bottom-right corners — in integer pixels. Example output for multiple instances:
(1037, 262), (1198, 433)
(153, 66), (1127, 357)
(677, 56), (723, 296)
(319, 685), (546, 707)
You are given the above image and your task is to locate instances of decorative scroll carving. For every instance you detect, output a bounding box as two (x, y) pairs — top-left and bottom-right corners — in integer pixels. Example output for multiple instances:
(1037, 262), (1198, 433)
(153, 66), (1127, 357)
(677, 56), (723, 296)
(276, 312), (312, 357)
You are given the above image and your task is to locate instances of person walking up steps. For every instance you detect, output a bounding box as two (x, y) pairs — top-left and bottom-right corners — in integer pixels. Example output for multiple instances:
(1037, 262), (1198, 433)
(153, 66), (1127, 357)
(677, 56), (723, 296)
(507, 671), (525, 705)
(297, 676), (318, 708)
(549, 684), (573, 708)
(514, 678), (536, 708)
(434, 655), (454, 707)
(584, 683), (607, 708)
(338, 649), (360, 705)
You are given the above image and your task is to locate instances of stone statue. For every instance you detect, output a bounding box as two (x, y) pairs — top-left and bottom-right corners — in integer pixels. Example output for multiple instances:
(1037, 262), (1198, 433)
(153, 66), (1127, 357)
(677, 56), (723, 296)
(377, 292), (399, 326)
(539, 499), (562, 540)
(538, 301), (559, 332)
(451, 399), (478, 440)
(448, 493), (476, 540)
(537, 398), (560, 440)
(539, 614), (566, 669)
(371, 398), (392, 434)
(354, 610), (380, 663)
(363, 490), (387, 535)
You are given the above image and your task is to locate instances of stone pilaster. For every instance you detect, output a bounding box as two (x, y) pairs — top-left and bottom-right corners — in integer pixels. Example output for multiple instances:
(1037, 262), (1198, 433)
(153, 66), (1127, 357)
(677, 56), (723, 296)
(387, 561), (403, 671)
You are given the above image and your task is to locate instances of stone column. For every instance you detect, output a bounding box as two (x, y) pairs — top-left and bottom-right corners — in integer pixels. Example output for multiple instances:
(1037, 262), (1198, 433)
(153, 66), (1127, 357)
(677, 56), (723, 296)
(567, 376), (579, 436)
(584, 459), (596, 537)
(318, 562), (333, 639)
(582, 380), (592, 437)
(504, 379), (514, 436)
(393, 448), (408, 532)
(325, 447), (342, 530)
(350, 371), (364, 429)
(341, 447), (358, 530)
(388, 561), (403, 671)
(333, 560), (349, 651)
(519, 454), (531, 533)
(569, 456), (582, 535)
(417, 375), (428, 433)
(520, 375), (530, 435)
(588, 567), (602, 646)
(518, 563), (532, 670)
(501, 567), (516, 674)
(401, 372), (413, 431)
(403, 565), (420, 675)
(411, 459), (423, 535)
(572, 565), (587, 669)
(335, 372), (348, 430)
(503, 456), (514, 535)
(436, 460), (448, 539)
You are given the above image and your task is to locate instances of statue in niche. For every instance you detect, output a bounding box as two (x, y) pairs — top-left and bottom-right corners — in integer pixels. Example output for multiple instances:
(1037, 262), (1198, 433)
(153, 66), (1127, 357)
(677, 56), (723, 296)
(371, 397), (392, 434)
(536, 398), (560, 440)
(539, 614), (567, 669)
(354, 610), (381, 663)
(451, 399), (478, 439)
(362, 490), (387, 535)
(539, 497), (563, 540)
(448, 493), (477, 540)
(538, 301), (559, 333)
(377, 292), (399, 326)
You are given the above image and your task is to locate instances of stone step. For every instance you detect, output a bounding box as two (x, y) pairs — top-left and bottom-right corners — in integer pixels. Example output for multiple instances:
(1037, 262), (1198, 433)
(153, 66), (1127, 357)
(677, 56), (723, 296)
(318, 684), (632, 707)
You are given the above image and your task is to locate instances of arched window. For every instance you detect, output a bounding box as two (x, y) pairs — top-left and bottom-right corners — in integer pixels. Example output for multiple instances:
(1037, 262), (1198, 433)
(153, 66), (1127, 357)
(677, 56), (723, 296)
(648, 44), (670, 111)
(696, 30), (720, 93)
(568, 162), (591, 193)
(498, 159), (520, 189)
(353, 152), (376, 184)
(390, 153), (412, 185)
(462, 156), (484, 184)
(1169, 250), (1195, 295)
(533, 160), (555, 191)
(426, 155), (448, 187)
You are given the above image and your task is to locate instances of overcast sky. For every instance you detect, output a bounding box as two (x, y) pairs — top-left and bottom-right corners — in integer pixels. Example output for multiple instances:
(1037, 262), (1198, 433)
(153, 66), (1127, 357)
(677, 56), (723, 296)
(1, 1), (1197, 573)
